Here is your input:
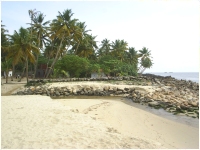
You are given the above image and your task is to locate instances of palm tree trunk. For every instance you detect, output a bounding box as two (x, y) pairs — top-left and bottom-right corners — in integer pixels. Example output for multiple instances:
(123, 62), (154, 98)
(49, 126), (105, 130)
(137, 64), (143, 73)
(141, 68), (146, 74)
(75, 42), (80, 54)
(11, 64), (15, 81)
(5, 70), (8, 84)
(26, 57), (29, 83)
(22, 67), (26, 77)
(46, 37), (64, 78)
(33, 54), (39, 78)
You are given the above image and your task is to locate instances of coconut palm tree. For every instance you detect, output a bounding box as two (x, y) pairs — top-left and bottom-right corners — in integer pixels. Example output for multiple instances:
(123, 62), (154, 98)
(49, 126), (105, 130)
(45, 9), (82, 78)
(111, 39), (128, 62)
(75, 34), (98, 58)
(8, 27), (39, 83)
(140, 57), (153, 73)
(28, 12), (50, 78)
(124, 47), (139, 70)
(97, 38), (111, 58)
(72, 21), (91, 54)
(138, 47), (153, 74)
(128, 47), (138, 64)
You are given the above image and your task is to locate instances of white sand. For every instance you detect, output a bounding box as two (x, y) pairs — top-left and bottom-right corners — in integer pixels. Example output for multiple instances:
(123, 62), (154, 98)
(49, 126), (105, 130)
(1, 80), (199, 149)
(2, 95), (163, 149)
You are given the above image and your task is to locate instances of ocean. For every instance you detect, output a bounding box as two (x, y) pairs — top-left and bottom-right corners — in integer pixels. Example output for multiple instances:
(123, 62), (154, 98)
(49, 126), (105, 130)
(145, 72), (199, 83)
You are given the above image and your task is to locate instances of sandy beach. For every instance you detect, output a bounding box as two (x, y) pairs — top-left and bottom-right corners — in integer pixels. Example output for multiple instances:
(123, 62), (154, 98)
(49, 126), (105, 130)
(1, 78), (199, 149)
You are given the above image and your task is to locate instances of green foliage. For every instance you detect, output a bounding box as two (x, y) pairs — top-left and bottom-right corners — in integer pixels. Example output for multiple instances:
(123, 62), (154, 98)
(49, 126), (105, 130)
(55, 55), (89, 77)
(1, 9), (154, 79)
(141, 57), (153, 68)
(88, 63), (101, 73)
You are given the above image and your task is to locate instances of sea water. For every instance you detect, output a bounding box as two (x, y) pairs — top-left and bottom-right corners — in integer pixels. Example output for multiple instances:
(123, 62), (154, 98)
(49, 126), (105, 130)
(146, 72), (199, 83)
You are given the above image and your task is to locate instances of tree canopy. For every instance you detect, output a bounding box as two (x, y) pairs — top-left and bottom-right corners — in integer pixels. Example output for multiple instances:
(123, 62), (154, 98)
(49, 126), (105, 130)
(1, 9), (153, 82)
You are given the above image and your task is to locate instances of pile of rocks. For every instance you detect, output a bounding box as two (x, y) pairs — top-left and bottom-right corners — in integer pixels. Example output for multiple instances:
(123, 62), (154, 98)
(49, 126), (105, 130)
(29, 75), (199, 89)
(127, 85), (199, 118)
(14, 81), (199, 118)
(15, 84), (132, 97)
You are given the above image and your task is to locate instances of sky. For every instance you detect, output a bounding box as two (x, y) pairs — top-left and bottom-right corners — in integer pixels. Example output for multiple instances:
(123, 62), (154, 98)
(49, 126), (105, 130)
(1, 0), (199, 72)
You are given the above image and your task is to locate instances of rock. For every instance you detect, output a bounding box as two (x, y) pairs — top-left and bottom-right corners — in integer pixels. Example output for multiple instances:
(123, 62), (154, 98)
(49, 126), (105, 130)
(180, 104), (189, 110)
(104, 86), (110, 91)
(30, 87), (35, 92)
(156, 88), (162, 92)
(124, 87), (130, 91)
(148, 101), (160, 107)
(55, 91), (60, 96)
(64, 92), (70, 96)
(180, 91), (185, 95)
(186, 112), (198, 118)
(173, 91), (180, 97)
(189, 101), (198, 107)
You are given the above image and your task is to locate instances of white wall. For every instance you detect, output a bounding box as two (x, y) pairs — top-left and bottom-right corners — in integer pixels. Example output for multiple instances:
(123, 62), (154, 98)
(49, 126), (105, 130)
(4, 71), (12, 77)
(91, 72), (106, 78)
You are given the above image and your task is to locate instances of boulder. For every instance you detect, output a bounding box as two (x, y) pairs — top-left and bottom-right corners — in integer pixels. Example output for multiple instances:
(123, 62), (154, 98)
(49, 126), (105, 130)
(148, 101), (160, 107)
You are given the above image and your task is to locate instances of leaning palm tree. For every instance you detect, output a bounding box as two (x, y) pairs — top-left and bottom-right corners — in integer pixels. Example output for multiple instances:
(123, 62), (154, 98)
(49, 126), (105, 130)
(27, 12), (50, 78)
(138, 47), (153, 74)
(8, 27), (39, 83)
(45, 9), (82, 78)
(140, 57), (153, 74)
(138, 47), (151, 59)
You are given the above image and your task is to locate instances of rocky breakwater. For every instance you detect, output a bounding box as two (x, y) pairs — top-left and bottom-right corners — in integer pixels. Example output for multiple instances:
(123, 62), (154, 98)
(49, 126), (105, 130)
(14, 84), (133, 97)
(14, 74), (199, 118)
(128, 74), (199, 118)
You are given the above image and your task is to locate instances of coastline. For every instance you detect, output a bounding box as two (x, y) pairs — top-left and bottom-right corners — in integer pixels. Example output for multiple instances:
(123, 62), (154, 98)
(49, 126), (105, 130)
(146, 72), (199, 83)
(1, 78), (199, 149)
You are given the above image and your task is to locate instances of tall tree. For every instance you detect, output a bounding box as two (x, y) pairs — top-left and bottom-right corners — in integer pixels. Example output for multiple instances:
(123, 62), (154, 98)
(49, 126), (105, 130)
(8, 27), (39, 83)
(75, 34), (98, 58)
(126, 47), (139, 70)
(1, 21), (12, 82)
(28, 11), (50, 78)
(111, 39), (128, 62)
(97, 38), (111, 58)
(72, 21), (91, 54)
(45, 9), (82, 78)
(138, 47), (153, 74)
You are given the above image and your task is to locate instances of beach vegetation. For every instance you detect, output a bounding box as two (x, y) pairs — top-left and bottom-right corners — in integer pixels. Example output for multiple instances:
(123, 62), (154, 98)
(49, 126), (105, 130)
(1, 9), (153, 81)
(54, 54), (89, 77)
(8, 27), (40, 83)
(28, 9), (50, 78)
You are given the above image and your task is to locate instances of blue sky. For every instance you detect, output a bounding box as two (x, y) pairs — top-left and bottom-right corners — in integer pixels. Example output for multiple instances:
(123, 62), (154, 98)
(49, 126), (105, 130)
(1, 0), (199, 72)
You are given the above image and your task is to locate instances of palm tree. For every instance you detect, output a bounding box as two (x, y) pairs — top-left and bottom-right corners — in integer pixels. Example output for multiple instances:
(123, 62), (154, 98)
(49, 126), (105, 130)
(73, 21), (91, 54)
(75, 35), (98, 58)
(140, 57), (153, 73)
(111, 39), (128, 61)
(8, 27), (39, 83)
(28, 12), (50, 78)
(1, 58), (12, 83)
(97, 38), (111, 58)
(124, 47), (139, 70)
(45, 9), (82, 78)
(138, 47), (153, 74)
(1, 22), (13, 82)
(75, 34), (98, 58)
(128, 47), (138, 64)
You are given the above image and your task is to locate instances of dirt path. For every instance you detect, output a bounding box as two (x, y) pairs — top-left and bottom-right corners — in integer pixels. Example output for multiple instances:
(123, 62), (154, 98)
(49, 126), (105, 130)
(1, 78), (26, 96)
